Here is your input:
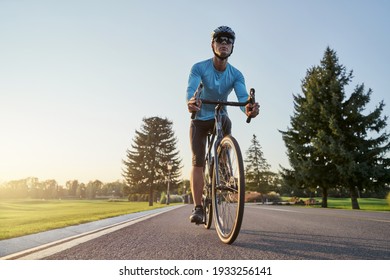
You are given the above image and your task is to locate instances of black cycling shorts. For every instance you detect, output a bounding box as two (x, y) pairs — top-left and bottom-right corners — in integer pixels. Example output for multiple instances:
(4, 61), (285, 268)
(190, 116), (232, 167)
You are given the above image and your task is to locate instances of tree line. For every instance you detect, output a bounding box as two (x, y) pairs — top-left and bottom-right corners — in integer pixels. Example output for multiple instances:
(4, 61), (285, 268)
(0, 178), (128, 200)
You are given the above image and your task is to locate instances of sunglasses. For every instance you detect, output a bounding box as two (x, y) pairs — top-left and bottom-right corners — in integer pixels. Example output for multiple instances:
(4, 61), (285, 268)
(214, 36), (234, 44)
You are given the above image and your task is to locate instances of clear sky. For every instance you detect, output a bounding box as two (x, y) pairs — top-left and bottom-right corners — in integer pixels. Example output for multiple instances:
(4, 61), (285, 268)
(1, 0), (389, 186)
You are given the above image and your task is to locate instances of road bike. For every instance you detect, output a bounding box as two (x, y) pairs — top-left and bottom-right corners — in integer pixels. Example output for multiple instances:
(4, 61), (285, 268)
(191, 84), (255, 244)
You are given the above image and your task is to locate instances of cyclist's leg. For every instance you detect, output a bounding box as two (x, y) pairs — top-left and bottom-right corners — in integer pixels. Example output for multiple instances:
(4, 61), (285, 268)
(189, 119), (214, 223)
(190, 166), (203, 207)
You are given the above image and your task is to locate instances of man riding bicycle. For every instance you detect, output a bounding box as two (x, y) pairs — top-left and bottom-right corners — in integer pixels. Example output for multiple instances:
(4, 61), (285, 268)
(186, 26), (260, 224)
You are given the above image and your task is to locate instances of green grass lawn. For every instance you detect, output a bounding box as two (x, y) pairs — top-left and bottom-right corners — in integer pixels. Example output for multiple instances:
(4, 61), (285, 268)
(283, 197), (390, 211)
(0, 199), (170, 240)
(324, 197), (390, 211)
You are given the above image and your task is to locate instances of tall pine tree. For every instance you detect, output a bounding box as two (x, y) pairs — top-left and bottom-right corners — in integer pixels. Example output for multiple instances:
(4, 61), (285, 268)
(245, 134), (272, 193)
(280, 47), (389, 209)
(122, 116), (182, 206)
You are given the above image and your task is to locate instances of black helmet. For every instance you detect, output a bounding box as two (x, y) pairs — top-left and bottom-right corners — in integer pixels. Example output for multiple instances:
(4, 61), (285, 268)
(211, 26), (235, 59)
(211, 26), (235, 42)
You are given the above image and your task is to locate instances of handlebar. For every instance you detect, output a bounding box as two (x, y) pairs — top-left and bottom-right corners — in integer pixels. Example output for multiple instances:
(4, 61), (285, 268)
(190, 87), (256, 124)
(200, 99), (250, 107)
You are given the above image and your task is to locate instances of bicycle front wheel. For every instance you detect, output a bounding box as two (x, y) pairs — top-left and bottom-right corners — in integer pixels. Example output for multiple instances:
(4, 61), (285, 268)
(212, 135), (245, 244)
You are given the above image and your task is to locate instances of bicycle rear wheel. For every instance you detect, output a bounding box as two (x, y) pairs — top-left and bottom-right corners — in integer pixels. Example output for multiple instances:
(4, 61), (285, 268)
(212, 135), (245, 244)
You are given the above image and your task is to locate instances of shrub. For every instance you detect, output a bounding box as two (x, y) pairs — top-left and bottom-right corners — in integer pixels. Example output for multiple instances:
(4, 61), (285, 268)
(288, 197), (300, 203)
(108, 198), (124, 202)
(128, 194), (149, 202)
(159, 194), (183, 204)
(304, 198), (318, 205)
(245, 192), (262, 202)
(266, 191), (281, 203)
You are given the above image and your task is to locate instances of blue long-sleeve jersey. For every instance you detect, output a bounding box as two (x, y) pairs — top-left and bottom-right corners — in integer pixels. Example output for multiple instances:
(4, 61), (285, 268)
(186, 58), (249, 121)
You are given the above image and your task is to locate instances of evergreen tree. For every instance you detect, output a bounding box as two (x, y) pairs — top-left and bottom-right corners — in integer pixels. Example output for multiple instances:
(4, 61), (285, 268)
(122, 116), (182, 206)
(330, 84), (390, 208)
(245, 134), (272, 193)
(280, 47), (390, 209)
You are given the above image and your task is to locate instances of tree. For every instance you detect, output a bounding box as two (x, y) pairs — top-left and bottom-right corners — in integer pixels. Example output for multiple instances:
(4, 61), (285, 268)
(103, 181), (127, 198)
(329, 84), (390, 209)
(122, 116), (182, 206)
(280, 47), (390, 208)
(66, 180), (80, 197)
(41, 179), (59, 199)
(86, 180), (103, 199)
(245, 134), (273, 193)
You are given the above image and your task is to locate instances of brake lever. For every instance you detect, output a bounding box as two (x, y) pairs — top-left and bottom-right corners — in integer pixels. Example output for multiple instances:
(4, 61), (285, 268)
(191, 83), (203, 119)
(246, 88), (255, 123)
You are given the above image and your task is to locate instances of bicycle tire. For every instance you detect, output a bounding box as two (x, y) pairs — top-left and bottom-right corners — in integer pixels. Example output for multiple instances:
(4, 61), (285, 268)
(202, 157), (213, 229)
(212, 135), (245, 244)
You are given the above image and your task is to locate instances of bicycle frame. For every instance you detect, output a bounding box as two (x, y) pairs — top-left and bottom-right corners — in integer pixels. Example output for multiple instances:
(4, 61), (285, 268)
(202, 99), (253, 177)
(202, 100), (250, 201)
(207, 103), (232, 192)
(201, 88), (255, 182)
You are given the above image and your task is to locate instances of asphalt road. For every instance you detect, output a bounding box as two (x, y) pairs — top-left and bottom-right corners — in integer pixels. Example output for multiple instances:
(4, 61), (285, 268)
(39, 204), (389, 260)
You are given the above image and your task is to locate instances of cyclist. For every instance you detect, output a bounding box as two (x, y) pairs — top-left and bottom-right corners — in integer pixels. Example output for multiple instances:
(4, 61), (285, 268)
(186, 26), (260, 224)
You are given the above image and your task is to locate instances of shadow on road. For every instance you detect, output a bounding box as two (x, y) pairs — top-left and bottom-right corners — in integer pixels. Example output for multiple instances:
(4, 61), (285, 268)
(235, 229), (389, 259)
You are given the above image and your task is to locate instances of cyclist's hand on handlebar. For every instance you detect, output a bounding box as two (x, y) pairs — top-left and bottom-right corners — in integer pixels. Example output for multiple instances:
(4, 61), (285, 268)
(187, 97), (202, 113)
(245, 102), (260, 118)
